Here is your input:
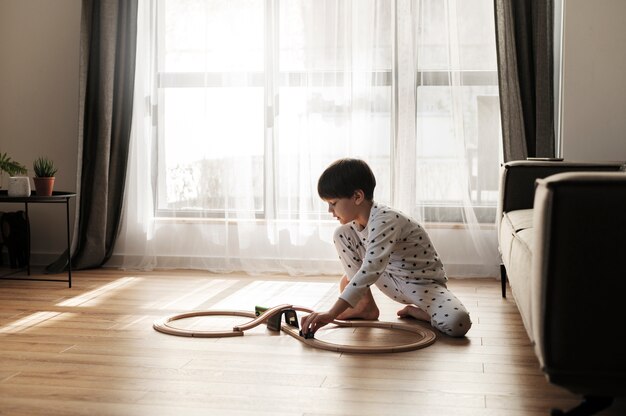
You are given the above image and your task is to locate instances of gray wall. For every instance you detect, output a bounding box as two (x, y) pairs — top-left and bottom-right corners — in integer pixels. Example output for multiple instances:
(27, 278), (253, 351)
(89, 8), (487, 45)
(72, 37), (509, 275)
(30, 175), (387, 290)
(559, 0), (626, 161)
(0, 0), (81, 263)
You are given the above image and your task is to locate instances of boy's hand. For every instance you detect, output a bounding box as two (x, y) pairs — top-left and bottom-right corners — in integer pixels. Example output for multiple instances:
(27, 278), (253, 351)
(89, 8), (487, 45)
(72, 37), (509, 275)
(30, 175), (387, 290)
(300, 298), (350, 336)
(300, 311), (336, 336)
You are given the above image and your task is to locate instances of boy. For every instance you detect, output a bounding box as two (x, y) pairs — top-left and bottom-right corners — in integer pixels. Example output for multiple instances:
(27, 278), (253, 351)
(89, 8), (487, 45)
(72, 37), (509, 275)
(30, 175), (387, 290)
(301, 158), (472, 337)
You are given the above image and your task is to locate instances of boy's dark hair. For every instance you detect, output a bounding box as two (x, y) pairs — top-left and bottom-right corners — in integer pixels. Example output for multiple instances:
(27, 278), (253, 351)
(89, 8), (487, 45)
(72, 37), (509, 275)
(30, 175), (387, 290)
(318, 158), (376, 200)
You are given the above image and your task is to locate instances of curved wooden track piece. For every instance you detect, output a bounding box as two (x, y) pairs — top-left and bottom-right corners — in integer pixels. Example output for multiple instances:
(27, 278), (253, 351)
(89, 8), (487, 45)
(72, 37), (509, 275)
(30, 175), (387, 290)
(233, 303), (294, 331)
(281, 320), (437, 353)
(153, 310), (256, 338)
(153, 305), (437, 353)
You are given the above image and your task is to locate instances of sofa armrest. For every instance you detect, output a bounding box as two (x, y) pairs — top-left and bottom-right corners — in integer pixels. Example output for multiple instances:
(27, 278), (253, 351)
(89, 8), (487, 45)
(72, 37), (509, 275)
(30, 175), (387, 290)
(498, 160), (623, 214)
(496, 161), (623, 245)
(531, 171), (626, 395)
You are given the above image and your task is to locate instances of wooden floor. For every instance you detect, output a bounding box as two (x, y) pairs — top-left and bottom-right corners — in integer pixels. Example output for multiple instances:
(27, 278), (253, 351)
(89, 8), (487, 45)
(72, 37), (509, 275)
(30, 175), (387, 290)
(0, 269), (624, 416)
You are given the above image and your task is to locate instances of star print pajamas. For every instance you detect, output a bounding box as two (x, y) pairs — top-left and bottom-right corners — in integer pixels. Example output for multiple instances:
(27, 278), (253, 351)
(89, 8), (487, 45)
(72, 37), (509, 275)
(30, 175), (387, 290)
(334, 203), (472, 337)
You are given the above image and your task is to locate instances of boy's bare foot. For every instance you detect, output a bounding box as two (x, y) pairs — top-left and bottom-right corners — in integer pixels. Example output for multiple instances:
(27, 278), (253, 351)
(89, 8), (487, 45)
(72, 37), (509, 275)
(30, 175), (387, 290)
(397, 305), (430, 322)
(337, 304), (380, 321)
(337, 275), (380, 320)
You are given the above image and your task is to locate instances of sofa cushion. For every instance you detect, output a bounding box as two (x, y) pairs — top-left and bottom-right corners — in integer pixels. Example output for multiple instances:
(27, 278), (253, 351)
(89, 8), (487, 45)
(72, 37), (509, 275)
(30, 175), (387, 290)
(505, 209), (534, 232)
(508, 228), (534, 340)
(499, 209), (534, 266)
(499, 209), (535, 341)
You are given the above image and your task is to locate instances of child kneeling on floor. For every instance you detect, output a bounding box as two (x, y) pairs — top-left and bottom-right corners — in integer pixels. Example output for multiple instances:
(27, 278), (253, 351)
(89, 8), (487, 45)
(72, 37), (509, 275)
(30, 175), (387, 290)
(301, 158), (472, 338)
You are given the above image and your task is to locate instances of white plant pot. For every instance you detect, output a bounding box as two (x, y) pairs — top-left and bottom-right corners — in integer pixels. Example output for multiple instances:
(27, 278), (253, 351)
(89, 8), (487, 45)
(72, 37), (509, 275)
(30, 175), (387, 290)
(7, 176), (31, 197)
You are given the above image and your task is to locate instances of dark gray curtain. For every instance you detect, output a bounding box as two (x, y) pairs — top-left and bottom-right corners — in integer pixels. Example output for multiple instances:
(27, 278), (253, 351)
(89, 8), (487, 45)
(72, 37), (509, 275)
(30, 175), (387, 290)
(494, 0), (555, 162)
(47, 0), (138, 272)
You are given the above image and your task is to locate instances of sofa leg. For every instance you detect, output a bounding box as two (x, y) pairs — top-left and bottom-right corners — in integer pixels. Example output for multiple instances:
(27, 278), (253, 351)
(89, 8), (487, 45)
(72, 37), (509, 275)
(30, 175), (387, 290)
(551, 396), (613, 416)
(500, 264), (507, 298)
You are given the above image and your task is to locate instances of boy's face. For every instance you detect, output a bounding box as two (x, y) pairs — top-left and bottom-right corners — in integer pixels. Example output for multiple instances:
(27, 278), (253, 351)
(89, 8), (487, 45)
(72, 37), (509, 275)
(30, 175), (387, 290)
(324, 195), (361, 225)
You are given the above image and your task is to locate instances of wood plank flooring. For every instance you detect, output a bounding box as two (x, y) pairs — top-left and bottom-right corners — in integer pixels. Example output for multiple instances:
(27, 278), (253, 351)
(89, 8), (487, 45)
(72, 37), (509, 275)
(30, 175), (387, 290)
(0, 269), (624, 416)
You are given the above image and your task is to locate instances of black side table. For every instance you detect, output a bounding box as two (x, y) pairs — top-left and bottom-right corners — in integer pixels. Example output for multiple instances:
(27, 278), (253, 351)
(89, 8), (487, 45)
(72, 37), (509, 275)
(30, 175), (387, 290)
(0, 190), (76, 287)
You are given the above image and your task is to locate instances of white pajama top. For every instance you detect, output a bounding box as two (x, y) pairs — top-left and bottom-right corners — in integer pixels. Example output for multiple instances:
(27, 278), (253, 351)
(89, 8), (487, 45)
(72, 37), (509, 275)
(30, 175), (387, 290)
(338, 202), (447, 308)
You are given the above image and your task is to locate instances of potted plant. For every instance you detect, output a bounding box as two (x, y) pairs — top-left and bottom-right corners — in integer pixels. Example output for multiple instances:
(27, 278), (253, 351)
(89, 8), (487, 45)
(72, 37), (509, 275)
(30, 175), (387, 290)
(32, 156), (58, 196)
(0, 152), (28, 190)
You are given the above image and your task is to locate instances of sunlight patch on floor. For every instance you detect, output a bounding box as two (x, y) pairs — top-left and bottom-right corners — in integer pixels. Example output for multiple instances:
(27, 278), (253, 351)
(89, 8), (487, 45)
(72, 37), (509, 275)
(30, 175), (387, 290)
(147, 279), (241, 311)
(210, 280), (337, 311)
(0, 311), (64, 334)
(56, 276), (139, 307)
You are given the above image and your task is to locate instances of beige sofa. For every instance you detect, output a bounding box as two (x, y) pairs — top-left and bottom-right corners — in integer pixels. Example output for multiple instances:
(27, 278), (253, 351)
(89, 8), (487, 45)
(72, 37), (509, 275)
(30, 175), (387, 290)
(497, 160), (626, 415)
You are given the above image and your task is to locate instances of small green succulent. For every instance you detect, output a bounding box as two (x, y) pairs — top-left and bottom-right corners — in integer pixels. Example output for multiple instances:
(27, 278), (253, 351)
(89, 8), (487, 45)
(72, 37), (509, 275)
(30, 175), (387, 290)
(33, 156), (58, 178)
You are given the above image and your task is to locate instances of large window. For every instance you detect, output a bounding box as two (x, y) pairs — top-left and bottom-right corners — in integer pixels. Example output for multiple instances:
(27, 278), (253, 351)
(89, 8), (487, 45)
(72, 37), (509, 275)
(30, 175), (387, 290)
(157, 0), (266, 215)
(154, 0), (500, 222)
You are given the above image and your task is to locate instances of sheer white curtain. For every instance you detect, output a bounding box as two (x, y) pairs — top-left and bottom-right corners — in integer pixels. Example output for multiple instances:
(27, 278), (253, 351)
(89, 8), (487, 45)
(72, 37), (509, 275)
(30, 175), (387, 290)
(392, 0), (501, 276)
(113, 0), (501, 277)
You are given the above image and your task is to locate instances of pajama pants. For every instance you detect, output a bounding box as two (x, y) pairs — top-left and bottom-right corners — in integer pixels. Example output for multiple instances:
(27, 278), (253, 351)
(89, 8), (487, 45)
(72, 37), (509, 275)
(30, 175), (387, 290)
(335, 227), (472, 337)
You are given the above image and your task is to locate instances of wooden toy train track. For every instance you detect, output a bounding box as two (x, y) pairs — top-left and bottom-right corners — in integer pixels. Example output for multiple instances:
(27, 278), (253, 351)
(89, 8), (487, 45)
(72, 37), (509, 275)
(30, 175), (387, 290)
(153, 304), (437, 354)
